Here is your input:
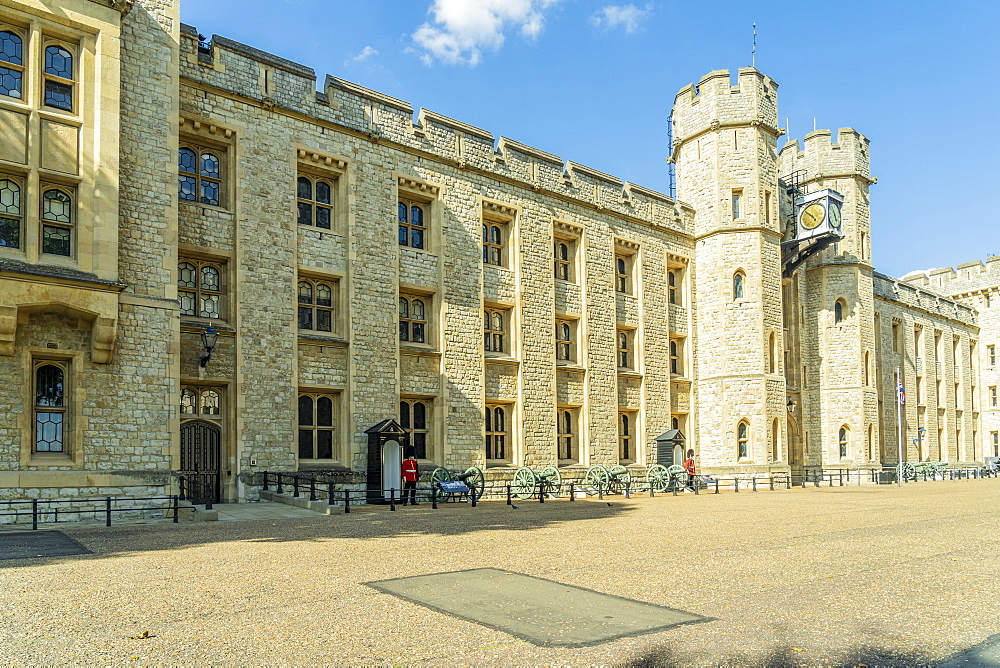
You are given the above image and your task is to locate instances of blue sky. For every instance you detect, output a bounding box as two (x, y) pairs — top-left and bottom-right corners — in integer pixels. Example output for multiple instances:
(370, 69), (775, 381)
(180, 0), (999, 279)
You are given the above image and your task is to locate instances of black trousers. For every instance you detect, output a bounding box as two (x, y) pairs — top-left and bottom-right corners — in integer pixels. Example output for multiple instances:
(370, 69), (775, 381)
(402, 480), (417, 504)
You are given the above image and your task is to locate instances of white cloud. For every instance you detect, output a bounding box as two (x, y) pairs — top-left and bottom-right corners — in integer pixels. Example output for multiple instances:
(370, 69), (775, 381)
(351, 46), (379, 63)
(591, 3), (653, 34)
(412, 0), (560, 66)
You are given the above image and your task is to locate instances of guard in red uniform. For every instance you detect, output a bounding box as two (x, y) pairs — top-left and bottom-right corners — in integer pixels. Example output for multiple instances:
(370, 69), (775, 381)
(401, 450), (419, 505)
(683, 449), (696, 493)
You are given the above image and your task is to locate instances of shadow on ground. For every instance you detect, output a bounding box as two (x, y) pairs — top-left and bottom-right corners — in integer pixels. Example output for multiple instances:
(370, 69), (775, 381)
(0, 499), (635, 567)
(625, 642), (935, 667)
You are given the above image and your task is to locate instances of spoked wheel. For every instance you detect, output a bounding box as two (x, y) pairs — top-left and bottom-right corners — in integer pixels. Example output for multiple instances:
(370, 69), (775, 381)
(646, 464), (670, 492)
(584, 465), (611, 494)
(463, 466), (485, 502)
(511, 466), (537, 500)
(538, 465), (562, 498)
(667, 464), (688, 491)
(609, 465), (632, 494)
(430, 467), (452, 500)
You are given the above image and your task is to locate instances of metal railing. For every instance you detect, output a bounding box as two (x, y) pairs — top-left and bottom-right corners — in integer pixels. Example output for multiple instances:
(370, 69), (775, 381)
(0, 496), (193, 530)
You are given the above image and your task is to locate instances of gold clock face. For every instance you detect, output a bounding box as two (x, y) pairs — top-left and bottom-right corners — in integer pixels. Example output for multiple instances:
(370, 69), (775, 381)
(828, 202), (843, 228)
(800, 202), (826, 230)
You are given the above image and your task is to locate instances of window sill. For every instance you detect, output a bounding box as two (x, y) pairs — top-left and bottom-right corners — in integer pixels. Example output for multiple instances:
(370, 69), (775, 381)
(400, 344), (440, 356)
(298, 332), (348, 346)
(554, 278), (579, 287)
(486, 461), (512, 468)
(399, 245), (438, 259)
(179, 200), (233, 215)
(485, 353), (518, 364)
(556, 362), (586, 372)
(28, 452), (75, 467)
(617, 369), (642, 378)
(297, 460), (349, 470)
(181, 318), (232, 331)
(558, 461), (585, 469)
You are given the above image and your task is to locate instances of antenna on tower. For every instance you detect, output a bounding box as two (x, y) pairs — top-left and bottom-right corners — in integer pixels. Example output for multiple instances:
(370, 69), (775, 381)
(751, 23), (757, 68)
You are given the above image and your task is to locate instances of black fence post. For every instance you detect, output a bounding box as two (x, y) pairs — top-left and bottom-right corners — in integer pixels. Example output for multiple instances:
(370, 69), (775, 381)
(344, 489), (351, 514)
(204, 484), (213, 510)
(694, 481), (699, 495)
(276, 473), (284, 494)
(293, 475), (300, 498)
(539, 483), (545, 503)
(752, 478), (757, 492)
(672, 483), (677, 496)
(769, 477), (774, 491)
(839, 471), (844, 486)
(390, 489), (396, 511)
(570, 482), (575, 501)
(787, 475), (792, 490)
(32, 498), (38, 531)
(624, 482), (631, 499)
(735, 479), (740, 493)
(649, 482), (654, 498)
(470, 488), (477, 507)
(172, 495), (180, 523)
(715, 479), (720, 494)
(309, 479), (316, 501)
(432, 487), (438, 510)
(598, 483), (604, 500)
(105, 497), (112, 527)
(506, 484), (512, 506)
(262, 471), (269, 491)
(179, 475), (186, 500)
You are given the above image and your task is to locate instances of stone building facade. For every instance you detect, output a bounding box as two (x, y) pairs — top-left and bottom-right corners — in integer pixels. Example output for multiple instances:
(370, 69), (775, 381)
(0, 0), (990, 505)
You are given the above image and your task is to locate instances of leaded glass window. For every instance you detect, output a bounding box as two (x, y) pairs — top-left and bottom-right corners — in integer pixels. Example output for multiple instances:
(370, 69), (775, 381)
(484, 308), (505, 353)
(398, 200), (426, 249)
(400, 399), (429, 459)
(839, 427), (849, 458)
(618, 330), (631, 369)
(619, 412), (633, 461)
(556, 320), (572, 361)
(34, 362), (66, 453)
(180, 386), (224, 418)
(40, 188), (72, 256)
(482, 223), (504, 266)
(733, 272), (745, 300)
(737, 420), (749, 459)
(298, 393), (336, 459)
(399, 295), (426, 343)
(297, 175), (333, 229)
(485, 404), (507, 460)
(298, 279), (335, 333)
(554, 241), (570, 281)
(0, 30), (23, 99)
(615, 255), (628, 293)
(43, 44), (73, 111)
(0, 177), (21, 248)
(178, 259), (223, 319)
(178, 144), (223, 206)
(558, 409), (575, 461)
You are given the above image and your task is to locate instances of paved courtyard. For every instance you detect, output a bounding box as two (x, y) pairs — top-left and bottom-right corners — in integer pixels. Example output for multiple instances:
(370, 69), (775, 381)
(1, 479), (998, 665)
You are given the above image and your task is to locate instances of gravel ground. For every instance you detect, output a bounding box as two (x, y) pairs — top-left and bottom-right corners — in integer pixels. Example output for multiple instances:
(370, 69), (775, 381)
(1, 479), (997, 666)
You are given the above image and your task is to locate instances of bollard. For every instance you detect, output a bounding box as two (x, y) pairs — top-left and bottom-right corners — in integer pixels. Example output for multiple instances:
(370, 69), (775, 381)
(344, 489), (351, 514)
(839, 471), (844, 486)
(570, 482), (575, 501)
(330, 481), (336, 505)
(598, 483), (604, 501)
(390, 489), (396, 511)
(829, 473), (834, 487)
(506, 484), (512, 506)
(276, 473), (284, 495)
(788, 475), (792, 490)
(172, 495), (180, 523)
(814, 472), (820, 488)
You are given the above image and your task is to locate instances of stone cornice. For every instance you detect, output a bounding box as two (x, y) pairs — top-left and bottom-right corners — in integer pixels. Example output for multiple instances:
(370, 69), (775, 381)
(88, 0), (135, 15)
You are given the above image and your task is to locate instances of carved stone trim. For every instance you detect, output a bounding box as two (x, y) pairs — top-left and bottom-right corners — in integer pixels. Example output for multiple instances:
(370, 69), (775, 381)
(615, 238), (640, 252)
(296, 149), (347, 171)
(397, 177), (440, 198)
(482, 200), (517, 219)
(91, 316), (118, 364)
(553, 220), (583, 236)
(179, 118), (235, 139)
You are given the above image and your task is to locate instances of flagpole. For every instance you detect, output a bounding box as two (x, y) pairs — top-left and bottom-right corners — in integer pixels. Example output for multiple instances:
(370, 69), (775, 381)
(896, 367), (903, 485)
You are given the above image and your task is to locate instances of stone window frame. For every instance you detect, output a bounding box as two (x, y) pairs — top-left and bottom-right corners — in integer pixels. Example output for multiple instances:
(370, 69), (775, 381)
(557, 406), (579, 464)
(484, 306), (508, 355)
(400, 397), (432, 460)
(0, 25), (25, 101)
(990, 386), (997, 408)
(485, 403), (510, 462)
(481, 200), (516, 269)
(33, 359), (68, 454)
(613, 239), (639, 295)
(39, 184), (74, 257)
(668, 268), (680, 305)
(178, 119), (235, 211)
(618, 411), (637, 464)
(298, 391), (339, 461)
(178, 143), (224, 207)
(555, 317), (577, 364)
(838, 425), (850, 459)
(617, 327), (635, 371)
(296, 173), (334, 230)
(0, 173), (24, 250)
(992, 431), (998, 458)
(178, 256), (227, 321)
(397, 177), (440, 254)
(180, 385), (223, 420)
(399, 292), (432, 346)
(42, 40), (75, 113)
(297, 274), (339, 335)
(669, 337), (684, 376)
(553, 221), (583, 284)
(737, 419), (750, 460)
(732, 270), (746, 301)
(834, 298), (847, 324)
(988, 345), (995, 367)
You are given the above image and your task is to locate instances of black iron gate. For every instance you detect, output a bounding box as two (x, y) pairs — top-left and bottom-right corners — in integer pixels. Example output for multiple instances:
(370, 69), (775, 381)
(180, 420), (221, 504)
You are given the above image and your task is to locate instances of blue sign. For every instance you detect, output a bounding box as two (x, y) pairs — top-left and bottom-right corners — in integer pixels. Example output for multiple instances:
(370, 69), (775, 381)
(437, 481), (469, 493)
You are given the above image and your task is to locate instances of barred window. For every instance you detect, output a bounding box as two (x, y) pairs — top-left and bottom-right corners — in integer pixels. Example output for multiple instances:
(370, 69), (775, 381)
(298, 279), (335, 333)
(0, 30), (24, 100)
(398, 199), (426, 249)
(399, 295), (426, 343)
(400, 399), (429, 459)
(179, 259), (224, 319)
(43, 44), (73, 111)
(483, 223), (504, 266)
(297, 175), (333, 229)
(484, 308), (505, 353)
(485, 404), (507, 460)
(298, 393), (336, 459)
(180, 386), (222, 417)
(0, 177), (21, 249)
(34, 362), (66, 453)
(40, 187), (73, 256)
(179, 145), (223, 206)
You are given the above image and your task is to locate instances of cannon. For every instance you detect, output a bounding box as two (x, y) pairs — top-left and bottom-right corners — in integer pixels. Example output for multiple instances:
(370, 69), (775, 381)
(645, 464), (688, 492)
(510, 465), (562, 499)
(583, 465), (632, 495)
(429, 466), (485, 502)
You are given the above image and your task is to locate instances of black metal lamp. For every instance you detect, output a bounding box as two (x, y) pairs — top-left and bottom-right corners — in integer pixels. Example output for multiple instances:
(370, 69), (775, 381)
(200, 326), (218, 368)
(786, 399), (797, 412)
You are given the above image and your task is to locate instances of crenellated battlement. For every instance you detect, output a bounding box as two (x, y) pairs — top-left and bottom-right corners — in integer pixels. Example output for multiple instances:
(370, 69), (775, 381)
(778, 128), (873, 185)
(177, 25), (689, 230)
(671, 68), (781, 147)
(901, 256), (1000, 296)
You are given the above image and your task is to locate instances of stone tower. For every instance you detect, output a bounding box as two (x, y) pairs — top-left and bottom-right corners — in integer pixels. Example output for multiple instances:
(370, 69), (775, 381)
(671, 69), (788, 473)
(778, 129), (878, 470)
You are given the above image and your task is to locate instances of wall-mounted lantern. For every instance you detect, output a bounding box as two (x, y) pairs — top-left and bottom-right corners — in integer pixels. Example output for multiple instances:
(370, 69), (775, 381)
(200, 326), (218, 368)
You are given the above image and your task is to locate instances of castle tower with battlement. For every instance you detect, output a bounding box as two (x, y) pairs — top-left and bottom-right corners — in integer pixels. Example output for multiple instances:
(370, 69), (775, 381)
(671, 68), (788, 473)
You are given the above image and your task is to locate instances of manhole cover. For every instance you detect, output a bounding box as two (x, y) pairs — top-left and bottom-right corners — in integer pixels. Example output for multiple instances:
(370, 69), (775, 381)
(367, 567), (710, 647)
(0, 531), (91, 560)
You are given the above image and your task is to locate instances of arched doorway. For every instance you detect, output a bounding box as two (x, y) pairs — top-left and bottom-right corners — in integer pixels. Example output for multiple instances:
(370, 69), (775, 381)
(180, 420), (221, 503)
(787, 417), (802, 469)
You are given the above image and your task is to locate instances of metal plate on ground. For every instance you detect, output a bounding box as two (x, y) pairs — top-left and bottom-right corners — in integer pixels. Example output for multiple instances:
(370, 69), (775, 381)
(0, 531), (91, 560)
(366, 567), (710, 647)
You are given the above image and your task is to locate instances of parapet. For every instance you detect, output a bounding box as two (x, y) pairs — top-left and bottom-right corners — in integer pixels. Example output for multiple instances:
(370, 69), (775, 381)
(873, 272), (978, 324)
(778, 128), (873, 185)
(176, 24), (690, 233)
(900, 256), (1000, 296)
(671, 68), (780, 145)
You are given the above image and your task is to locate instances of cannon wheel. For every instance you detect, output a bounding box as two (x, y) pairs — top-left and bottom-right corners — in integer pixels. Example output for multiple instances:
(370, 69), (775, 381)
(430, 466), (452, 499)
(646, 464), (670, 492)
(584, 465), (611, 493)
(538, 465), (562, 498)
(667, 464), (688, 490)
(609, 465), (631, 494)
(511, 466), (537, 500)
(463, 466), (485, 501)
